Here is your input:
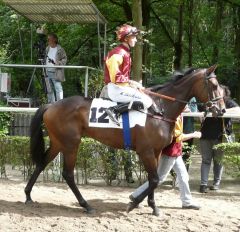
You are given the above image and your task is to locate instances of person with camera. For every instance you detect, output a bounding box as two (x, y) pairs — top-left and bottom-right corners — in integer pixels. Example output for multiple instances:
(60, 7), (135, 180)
(45, 33), (67, 103)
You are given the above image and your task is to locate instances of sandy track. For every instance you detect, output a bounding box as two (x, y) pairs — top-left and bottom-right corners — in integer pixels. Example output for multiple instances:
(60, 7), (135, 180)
(0, 179), (239, 232)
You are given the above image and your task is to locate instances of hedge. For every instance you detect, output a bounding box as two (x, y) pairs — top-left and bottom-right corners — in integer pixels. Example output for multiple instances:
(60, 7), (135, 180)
(214, 142), (240, 177)
(0, 136), (147, 185)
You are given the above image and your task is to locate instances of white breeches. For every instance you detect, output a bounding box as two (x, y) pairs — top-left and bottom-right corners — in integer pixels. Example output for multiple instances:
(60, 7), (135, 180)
(107, 83), (153, 108)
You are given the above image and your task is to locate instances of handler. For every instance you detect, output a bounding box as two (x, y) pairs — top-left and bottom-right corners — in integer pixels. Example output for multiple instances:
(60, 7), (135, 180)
(129, 112), (201, 210)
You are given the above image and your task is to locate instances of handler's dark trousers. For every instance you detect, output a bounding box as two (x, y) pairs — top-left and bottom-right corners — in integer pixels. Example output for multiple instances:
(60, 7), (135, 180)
(200, 139), (223, 186)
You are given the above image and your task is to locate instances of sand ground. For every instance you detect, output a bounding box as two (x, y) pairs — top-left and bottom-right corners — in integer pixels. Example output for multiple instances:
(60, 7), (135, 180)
(0, 155), (239, 232)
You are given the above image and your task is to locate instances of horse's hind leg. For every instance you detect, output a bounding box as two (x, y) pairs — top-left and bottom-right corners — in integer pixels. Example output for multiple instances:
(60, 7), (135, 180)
(25, 146), (59, 203)
(62, 148), (94, 214)
(25, 166), (43, 203)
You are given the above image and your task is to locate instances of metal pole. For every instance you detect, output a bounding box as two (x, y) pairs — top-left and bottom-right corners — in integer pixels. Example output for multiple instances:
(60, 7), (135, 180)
(30, 23), (33, 63)
(0, 64), (97, 70)
(17, 15), (25, 63)
(84, 67), (89, 98)
(97, 14), (102, 68)
(103, 23), (107, 60)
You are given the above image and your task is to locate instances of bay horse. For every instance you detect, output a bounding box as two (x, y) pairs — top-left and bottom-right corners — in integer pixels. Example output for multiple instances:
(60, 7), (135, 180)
(24, 65), (225, 216)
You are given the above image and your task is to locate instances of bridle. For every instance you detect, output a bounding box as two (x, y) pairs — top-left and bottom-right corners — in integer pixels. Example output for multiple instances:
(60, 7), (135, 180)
(204, 71), (224, 111)
(144, 69), (224, 110)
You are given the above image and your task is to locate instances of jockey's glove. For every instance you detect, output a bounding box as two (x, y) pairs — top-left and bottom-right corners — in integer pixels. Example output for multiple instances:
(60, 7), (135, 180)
(129, 80), (143, 90)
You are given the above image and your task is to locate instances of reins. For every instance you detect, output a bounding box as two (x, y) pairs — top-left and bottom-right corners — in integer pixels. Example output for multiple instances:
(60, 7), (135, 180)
(144, 77), (223, 108)
(143, 89), (189, 104)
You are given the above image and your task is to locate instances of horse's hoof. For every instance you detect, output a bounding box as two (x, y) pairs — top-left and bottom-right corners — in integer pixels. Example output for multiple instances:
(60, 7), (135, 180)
(152, 207), (161, 216)
(126, 201), (138, 213)
(85, 207), (96, 214)
(25, 199), (33, 204)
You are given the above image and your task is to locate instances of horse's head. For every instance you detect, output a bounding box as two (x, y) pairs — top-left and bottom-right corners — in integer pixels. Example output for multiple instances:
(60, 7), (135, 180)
(193, 65), (226, 117)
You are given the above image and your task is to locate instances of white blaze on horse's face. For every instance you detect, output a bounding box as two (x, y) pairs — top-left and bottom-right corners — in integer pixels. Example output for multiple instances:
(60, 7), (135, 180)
(204, 69), (226, 116)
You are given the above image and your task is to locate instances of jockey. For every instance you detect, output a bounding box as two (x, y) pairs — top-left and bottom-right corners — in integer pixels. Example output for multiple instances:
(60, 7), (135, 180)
(104, 24), (162, 125)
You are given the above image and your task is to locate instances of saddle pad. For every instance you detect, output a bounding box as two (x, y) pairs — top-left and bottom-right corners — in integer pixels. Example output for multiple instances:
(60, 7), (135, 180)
(88, 98), (147, 128)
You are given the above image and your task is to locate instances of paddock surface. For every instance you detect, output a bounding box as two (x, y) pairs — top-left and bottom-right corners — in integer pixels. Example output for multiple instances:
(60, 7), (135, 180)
(0, 177), (239, 232)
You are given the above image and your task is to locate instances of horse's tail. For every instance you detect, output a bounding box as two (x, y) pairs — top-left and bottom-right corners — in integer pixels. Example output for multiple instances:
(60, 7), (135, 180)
(30, 105), (49, 167)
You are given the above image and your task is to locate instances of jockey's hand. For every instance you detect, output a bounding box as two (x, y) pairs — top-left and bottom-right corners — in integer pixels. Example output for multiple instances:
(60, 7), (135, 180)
(138, 86), (145, 93)
(129, 80), (143, 90)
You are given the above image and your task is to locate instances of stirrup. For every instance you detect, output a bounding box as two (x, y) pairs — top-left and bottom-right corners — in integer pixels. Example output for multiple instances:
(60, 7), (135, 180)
(105, 108), (120, 126)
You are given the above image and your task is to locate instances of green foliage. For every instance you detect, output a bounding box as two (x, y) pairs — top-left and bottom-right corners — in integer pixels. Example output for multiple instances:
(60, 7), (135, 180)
(80, 69), (104, 98)
(0, 101), (12, 136)
(214, 142), (240, 177)
(1, 1), (240, 101)
(182, 142), (199, 165)
(0, 113), (11, 136)
(0, 136), (32, 178)
(76, 139), (146, 185)
(0, 136), (146, 185)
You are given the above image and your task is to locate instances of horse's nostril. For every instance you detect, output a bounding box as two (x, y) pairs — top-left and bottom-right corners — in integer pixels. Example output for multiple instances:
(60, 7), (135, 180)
(222, 109), (226, 113)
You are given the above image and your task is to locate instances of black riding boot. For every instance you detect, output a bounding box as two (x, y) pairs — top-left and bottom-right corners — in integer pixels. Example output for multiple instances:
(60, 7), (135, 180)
(105, 103), (129, 126)
(105, 101), (144, 126)
(149, 102), (164, 116)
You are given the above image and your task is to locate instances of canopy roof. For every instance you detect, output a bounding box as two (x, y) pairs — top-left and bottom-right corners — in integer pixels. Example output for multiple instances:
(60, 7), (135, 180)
(3, 0), (107, 24)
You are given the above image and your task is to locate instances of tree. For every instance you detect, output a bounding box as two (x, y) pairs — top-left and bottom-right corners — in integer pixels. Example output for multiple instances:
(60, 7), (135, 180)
(233, 5), (240, 101)
(212, 0), (224, 64)
(186, 0), (194, 67)
(132, 0), (143, 82)
(1, 0), (240, 102)
(150, 0), (184, 70)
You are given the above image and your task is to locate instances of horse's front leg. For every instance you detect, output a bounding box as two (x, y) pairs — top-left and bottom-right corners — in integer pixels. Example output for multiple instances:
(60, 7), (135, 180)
(147, 191), (160, 216)
(127, 150), (160, 215)
(147, 151), (162, 216)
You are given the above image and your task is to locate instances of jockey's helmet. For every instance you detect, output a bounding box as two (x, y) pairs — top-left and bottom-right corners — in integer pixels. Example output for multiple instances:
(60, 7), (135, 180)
(116, 24), (139, 42)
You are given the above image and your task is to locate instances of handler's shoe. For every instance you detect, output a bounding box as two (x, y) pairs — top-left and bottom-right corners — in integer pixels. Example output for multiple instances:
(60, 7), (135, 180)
(182, 203), (201, 210)
(210, 184), (220, 190)
(129, 194), (142, 209)
(199, 185), (208, 193)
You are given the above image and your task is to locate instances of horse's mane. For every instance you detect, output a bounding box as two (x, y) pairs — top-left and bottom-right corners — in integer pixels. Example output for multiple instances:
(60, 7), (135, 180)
(149, 67), (197, 92)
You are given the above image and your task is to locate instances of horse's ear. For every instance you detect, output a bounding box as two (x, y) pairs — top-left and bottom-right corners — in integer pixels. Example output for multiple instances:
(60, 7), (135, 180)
(206, 64), (217, 76)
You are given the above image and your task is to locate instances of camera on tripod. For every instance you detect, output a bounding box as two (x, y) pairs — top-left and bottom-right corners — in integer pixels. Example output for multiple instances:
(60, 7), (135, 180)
(33, 27), (47, 61)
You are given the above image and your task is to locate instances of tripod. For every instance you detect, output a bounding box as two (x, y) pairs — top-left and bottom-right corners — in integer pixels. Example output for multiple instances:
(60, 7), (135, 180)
(26, 59), (53, 102)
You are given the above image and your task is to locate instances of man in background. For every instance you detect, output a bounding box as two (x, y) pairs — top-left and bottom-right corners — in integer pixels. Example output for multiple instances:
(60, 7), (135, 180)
(45, 33), (67, 103)
(199, 85), (239, 193)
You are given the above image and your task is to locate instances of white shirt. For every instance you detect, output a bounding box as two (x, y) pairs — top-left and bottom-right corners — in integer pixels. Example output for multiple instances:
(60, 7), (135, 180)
(46, 46), (57, 71)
